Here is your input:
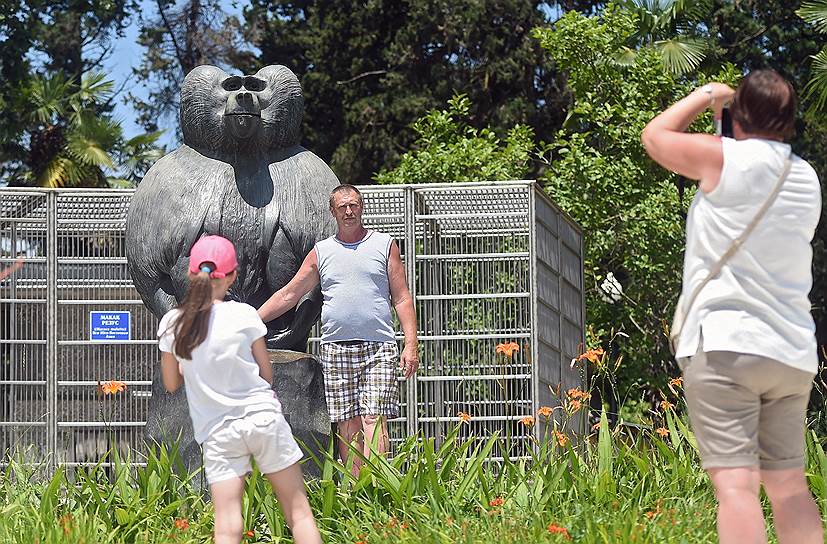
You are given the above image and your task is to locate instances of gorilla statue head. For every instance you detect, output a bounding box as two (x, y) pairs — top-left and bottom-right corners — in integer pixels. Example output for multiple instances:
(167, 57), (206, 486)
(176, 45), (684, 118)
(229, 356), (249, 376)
(179, 65), (304, 156)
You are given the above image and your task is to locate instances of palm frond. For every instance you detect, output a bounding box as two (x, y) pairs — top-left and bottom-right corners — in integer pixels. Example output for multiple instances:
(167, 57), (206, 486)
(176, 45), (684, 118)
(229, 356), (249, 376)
(78, 73), (114, 103)
(797, 0), (827, 33)
(655, 37), (707, 74)
(36, 156), (71, 188)
(803, 48), (827, 113)
(610, 46), (639, 66)
(66, 132), (115, 169)
(29, 74), (70, 124)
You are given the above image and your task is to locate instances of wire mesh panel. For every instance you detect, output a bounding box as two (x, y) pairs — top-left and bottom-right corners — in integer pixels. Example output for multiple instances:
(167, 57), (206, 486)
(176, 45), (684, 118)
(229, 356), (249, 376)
(0, 182), (583, 465)
(410, 184), (534, 458)
(0, 191), (49, 465)
(53, 191), (155, 466)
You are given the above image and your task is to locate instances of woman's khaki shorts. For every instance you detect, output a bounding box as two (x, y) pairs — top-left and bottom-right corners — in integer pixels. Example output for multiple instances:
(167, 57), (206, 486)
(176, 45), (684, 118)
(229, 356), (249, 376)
(679, 349), (815, 471)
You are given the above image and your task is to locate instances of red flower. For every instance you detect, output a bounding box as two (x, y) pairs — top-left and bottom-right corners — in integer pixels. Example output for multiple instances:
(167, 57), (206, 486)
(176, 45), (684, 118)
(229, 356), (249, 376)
(174, 518), (189, 530)
(547, 523), (571, 539)
(489, 497), (504, 507)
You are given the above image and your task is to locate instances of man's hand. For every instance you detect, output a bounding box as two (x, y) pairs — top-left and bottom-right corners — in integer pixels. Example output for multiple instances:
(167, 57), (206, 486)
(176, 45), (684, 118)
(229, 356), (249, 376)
(400, 343), (419, 379)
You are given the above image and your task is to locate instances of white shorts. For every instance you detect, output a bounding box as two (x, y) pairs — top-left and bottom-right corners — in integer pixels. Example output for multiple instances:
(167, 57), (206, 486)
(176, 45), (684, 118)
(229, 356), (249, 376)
(202, 410), (304, 484)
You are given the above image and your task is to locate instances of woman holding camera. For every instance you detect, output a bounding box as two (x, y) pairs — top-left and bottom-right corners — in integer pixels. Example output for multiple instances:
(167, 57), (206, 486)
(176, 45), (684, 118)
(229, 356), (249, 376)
(642, 69), (823, 544)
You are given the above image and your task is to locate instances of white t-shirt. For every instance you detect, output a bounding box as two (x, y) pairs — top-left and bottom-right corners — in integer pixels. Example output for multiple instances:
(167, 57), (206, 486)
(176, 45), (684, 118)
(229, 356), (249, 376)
(157, 301), (280, 443)
(675, 137), (821, 373)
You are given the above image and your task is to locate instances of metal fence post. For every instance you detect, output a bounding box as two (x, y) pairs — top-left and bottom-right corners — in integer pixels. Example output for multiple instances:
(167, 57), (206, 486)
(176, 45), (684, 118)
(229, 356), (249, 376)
(45, 191), (57, 472)
(528, 184), (540, 448)
(404, 186), (418, 438)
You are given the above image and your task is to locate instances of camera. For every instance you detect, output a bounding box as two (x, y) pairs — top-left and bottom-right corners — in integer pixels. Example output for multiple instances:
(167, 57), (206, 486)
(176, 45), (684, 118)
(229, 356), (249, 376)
(715, 107), (733, 138)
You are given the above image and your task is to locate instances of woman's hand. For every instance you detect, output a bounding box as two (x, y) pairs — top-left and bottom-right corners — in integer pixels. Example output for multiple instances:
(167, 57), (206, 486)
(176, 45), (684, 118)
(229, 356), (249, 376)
(701, 83), (736, 117)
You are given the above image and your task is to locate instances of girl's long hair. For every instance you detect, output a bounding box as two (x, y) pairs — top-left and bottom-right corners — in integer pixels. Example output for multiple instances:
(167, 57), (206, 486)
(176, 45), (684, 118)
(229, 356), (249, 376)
(171, 270), (214, 360)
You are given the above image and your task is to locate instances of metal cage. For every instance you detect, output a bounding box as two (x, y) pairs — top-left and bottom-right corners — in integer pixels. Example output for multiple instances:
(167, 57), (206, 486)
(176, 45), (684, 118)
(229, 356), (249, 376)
(0, 181), (584, 466)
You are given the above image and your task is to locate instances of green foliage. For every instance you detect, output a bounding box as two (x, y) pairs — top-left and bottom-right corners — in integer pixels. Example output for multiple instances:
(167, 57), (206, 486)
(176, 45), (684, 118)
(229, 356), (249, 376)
(2, 417), (825, 542)
(245, 0), (567, 184)
(5, 71), (162, 188)
(532, 7), (738, 393)
(0, 1), (161, 187)
(617, 0), (712, 74)
(374, 95), (534, 184)
(798, 1), (827, 113)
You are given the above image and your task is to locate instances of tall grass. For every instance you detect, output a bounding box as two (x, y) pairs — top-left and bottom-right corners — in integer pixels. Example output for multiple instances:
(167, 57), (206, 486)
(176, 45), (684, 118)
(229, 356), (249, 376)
(1, 410), (825, 543)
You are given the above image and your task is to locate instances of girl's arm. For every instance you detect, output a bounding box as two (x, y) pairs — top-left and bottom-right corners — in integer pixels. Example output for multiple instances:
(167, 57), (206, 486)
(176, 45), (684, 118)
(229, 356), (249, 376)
(161, 351), (184, 393)
(252, 337), (273, 385)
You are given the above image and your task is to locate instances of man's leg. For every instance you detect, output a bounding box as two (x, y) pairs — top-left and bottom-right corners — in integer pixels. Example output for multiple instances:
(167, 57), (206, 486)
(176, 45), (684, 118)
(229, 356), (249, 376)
(361, 414), (389, 456)
(708, 466), (766, 544)
(762, 468), (824, 544)
(337, 416), (363, 475)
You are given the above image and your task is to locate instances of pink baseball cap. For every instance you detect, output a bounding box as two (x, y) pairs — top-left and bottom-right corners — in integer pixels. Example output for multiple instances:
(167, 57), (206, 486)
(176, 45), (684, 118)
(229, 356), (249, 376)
(188, 235), (238, 279)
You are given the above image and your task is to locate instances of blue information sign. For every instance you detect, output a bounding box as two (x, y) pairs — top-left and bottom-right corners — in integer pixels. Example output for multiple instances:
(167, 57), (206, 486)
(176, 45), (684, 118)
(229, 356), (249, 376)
(90, 311), (131, 341)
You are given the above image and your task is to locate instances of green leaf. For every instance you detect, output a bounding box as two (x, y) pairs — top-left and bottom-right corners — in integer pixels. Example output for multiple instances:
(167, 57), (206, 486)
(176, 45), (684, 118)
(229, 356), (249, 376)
(655, 37), (707, 74)
(797, 0), (827, 33)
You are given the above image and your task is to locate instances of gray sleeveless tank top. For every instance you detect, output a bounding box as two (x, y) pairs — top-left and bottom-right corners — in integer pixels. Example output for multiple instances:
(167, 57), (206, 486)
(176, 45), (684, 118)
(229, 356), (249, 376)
(315, 230), (396, 343)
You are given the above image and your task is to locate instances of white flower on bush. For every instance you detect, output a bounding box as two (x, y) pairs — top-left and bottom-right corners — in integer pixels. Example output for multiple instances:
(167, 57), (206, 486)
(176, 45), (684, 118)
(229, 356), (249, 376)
(599, 272), (623, 304)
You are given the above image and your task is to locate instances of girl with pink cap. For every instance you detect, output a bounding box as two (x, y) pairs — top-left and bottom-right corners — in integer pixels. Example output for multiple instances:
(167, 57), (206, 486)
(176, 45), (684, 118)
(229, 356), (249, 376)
(157, 235), (321, 544)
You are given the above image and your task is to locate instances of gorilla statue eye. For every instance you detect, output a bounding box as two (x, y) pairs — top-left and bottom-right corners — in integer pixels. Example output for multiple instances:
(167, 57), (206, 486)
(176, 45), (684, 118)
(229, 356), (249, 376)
(243, 76), (266, 92)
(222, 76), (243, 91)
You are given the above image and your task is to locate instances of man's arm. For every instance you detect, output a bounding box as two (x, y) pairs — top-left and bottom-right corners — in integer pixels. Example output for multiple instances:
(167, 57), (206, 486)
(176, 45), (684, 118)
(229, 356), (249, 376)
(0, 258), (24, 282)
(387, 240), (419, 378)
(258, 249), (321, 322)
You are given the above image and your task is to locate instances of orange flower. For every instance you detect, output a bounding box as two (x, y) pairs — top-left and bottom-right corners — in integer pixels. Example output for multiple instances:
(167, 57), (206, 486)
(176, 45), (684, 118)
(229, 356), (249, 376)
(174, 518), (189, 530)
(457, 411), (471, 424)
(660, 400), (675, 411)
(59, 514), (73, 535)
(245, 530), (254, 538)
(489, 497), (504, 508)
(577, 347), (605, 364)
(645, 510), (657, 519)
(567, 399), (583, 413)
(668, 376), (683, 395)
(519, 415), (534, 427)
(537, 406), (553, 418)
(591, 422), (601, 432)
(495, 341), (520, 358)
(553, 430), (569, 447)
(100, 380), (127, 395)
(655, 427), (670, 437)
(547, 523), (571, 539)
(566, 387), (590, 400)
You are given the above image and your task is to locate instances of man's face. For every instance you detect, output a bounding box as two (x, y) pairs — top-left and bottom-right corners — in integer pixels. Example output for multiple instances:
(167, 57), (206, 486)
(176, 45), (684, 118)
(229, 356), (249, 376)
(330, 190), (363, 228)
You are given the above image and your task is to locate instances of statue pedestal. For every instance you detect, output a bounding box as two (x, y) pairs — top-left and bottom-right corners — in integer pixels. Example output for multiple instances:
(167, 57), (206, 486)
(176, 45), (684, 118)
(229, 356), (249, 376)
(269, 349), (331, 479)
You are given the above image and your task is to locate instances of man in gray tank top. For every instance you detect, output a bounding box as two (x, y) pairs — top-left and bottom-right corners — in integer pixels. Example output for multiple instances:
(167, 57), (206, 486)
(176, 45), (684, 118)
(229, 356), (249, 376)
(258, 184), (419, 474)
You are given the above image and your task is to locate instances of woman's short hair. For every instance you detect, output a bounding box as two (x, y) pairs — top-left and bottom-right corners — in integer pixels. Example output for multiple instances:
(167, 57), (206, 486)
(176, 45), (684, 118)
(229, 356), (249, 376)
(730, 69), (797, 140)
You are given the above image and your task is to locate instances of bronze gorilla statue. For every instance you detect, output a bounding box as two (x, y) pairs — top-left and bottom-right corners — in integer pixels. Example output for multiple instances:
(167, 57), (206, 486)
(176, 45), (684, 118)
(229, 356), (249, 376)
(126, 65), (338, 469)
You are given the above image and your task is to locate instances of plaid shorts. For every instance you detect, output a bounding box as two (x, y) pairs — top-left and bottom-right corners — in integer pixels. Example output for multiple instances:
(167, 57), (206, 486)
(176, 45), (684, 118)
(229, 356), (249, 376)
(319, 341), (400, 423)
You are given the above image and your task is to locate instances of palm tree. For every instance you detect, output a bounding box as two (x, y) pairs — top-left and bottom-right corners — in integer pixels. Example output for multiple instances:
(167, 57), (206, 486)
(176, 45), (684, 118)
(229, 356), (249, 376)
(797, 0), (827, 113)
(25, 72), (124, 188)
(615, 0), (711, 74)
